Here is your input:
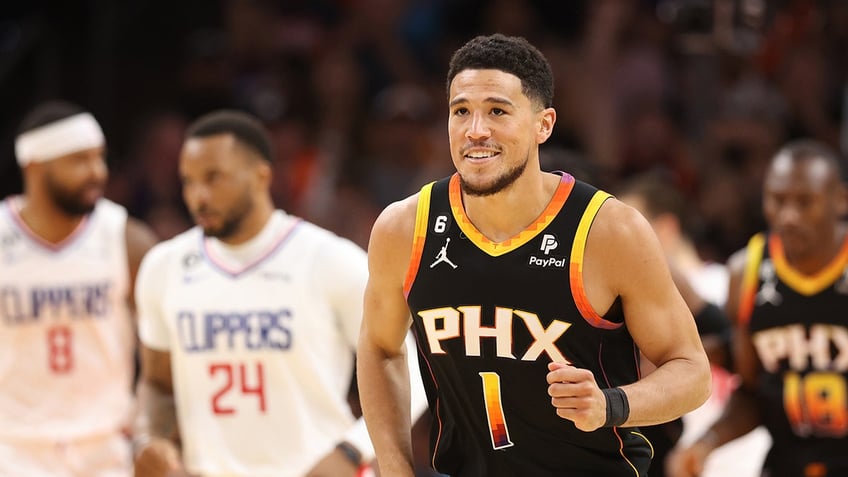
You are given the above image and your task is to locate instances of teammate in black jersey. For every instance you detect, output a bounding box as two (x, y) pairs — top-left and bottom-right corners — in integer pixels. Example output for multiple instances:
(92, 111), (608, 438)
(668, 140), (848, 477)
(357, 33), (711, 477)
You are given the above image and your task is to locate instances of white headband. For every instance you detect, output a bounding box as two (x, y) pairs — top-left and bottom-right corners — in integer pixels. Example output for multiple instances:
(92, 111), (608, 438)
(14, 112), (105, 166)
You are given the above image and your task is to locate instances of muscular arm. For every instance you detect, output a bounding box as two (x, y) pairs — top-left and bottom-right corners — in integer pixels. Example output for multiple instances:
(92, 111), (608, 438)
(356, 196), (419, 477)
(584, 199), (711, 426)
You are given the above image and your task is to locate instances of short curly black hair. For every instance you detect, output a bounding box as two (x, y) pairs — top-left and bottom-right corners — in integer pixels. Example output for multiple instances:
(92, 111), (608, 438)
(446, 33), (554, 109)
(186, 109), (273, 163)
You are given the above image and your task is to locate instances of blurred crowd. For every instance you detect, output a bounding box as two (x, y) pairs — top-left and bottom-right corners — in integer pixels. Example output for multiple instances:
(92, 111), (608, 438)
(2, 0), (847, 259)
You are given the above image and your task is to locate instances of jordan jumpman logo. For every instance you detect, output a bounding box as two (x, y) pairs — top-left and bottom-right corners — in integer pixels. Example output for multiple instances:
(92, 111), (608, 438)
(430, 238), (458, 269)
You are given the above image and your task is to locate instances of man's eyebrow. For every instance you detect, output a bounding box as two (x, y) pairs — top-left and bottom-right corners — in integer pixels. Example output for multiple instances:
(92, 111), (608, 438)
(449, 97), (514, 108)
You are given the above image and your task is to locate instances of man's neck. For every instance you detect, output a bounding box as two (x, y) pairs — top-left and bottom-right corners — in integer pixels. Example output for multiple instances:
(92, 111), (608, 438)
(217, 200), (275, 246)
(17, 195), (88, 244)
(786, 225), (848, 275)
(461, 172), (559, 243)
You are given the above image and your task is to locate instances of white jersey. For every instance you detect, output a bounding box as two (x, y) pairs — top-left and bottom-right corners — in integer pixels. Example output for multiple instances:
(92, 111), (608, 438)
(137, 211), (371, 477)
(0, 197), (134, 441)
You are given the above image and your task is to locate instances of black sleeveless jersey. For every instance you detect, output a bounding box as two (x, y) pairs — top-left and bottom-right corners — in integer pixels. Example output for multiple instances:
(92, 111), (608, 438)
(738, 233), (848, 477)
(404, 174), (651, 477)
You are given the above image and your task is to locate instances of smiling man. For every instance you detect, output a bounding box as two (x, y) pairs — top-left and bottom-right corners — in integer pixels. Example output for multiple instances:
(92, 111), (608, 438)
(357, 33), (711, 477)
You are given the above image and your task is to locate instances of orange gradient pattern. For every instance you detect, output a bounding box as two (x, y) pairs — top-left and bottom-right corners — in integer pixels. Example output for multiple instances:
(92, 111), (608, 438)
(404, 182), (434, 296)
(770, 235), (848, 296)
(569, 191), (620, 329)
(479, 372), (514, 449)
(784, 371), (848, 437)
(738, 233), (766, 325)
(449, 174), (574, 257)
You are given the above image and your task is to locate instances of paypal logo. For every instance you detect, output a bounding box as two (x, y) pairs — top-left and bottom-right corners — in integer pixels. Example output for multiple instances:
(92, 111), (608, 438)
(540, 234), (558, 255)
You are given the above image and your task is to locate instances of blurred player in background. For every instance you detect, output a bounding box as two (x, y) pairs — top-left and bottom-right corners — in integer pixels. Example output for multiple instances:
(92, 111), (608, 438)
(0, 100), (158, 476)
(133, 110), (425, 477)
(618, 173), (770, 477)
(668, 139), (848, 477)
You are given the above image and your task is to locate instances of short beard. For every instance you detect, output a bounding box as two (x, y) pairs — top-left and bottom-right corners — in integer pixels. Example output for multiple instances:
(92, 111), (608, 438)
(460, 156), (529, 197)
(199, 189), (254, 240)
(44, 174), (99, 216)
(202, 215), (243, 240)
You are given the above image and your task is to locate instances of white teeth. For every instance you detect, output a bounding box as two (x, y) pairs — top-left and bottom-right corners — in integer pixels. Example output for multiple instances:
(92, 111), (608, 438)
(467, 152), (495, 158)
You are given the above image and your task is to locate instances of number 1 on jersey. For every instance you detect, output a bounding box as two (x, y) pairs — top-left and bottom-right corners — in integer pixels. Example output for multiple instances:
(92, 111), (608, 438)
(479, 371), (514, 449)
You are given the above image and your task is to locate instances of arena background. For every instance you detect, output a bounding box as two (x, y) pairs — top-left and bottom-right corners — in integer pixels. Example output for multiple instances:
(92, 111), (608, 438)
(1, 0), (846, 259)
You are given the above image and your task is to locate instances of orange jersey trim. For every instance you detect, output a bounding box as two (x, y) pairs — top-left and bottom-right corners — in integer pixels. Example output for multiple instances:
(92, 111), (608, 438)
(769, 234), (848, 296)
(448, 173), (575, 257)
(569, 191), (620, 329)
(738, 233), (766, 325)
(403, 182), (434, 297)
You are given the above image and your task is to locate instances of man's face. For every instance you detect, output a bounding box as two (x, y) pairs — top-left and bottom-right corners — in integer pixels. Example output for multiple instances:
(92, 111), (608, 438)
(763, 154), (846, 259)
(447, 69), (553, 197)
(42, 146), (108, 216)
(179, 134), (257, 240)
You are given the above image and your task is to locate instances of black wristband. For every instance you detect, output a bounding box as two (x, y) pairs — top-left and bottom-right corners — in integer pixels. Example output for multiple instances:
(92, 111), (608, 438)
(336, 441), (362, 466)
(602, 387), (630, 427)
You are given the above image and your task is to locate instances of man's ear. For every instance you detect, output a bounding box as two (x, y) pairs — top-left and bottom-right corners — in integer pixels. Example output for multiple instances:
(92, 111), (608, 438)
(537, 107), (556, 144)
(254, 159), (272, 187)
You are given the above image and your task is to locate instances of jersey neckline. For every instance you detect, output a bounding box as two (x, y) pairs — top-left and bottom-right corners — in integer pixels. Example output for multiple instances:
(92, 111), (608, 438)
(768, 233), (848, 296)
(3, 196), (93, 253)
(447, 173), (575, 257)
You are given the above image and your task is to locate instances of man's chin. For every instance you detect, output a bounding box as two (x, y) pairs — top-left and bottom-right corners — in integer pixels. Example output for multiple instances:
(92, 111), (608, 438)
(201, 226), (221, 238)
(58, 201), (97, 216)
(780, 235), (814, 259)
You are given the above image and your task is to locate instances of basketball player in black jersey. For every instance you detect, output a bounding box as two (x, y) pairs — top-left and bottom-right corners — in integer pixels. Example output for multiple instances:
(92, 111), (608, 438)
(357, 34), (711, 477)
(668, 140), (848, 477)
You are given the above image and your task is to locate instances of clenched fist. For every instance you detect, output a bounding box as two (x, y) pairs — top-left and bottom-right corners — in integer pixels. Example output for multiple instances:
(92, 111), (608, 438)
(546, 362), (608, 432)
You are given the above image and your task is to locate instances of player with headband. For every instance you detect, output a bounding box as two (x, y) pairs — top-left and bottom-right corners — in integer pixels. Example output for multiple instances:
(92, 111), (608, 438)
(0, 100), (158, 476)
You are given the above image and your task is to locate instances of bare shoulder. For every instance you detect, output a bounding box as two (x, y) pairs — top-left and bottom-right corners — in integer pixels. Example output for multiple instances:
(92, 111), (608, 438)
(125, 216), (159, 261)
(367, 194), (421, 283)
(369, 194), (419, 252)
(589, 197), (657, 252)
(582, 197), (669, 306)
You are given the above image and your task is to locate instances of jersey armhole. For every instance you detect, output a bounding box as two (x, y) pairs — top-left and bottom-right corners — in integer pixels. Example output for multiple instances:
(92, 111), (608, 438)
(738, 233), (765, 325)
(403, 182), (434, 297)
(569, 191), (622, 330)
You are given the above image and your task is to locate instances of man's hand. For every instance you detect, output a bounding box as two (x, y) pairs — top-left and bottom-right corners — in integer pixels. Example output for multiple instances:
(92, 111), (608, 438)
(305, 446), (361, 477)
(546, 362), (607, 432)
(134, 437), (193, 477)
